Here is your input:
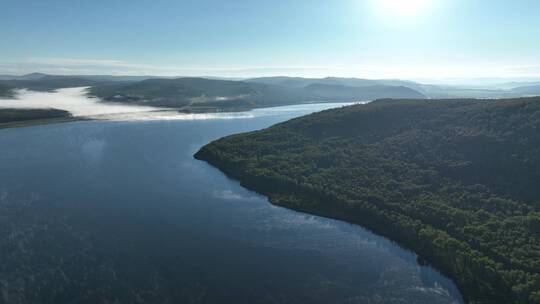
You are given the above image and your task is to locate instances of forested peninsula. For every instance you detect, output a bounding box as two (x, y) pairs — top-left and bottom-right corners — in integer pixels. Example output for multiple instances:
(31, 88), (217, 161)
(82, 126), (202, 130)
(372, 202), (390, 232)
(195, 97), (540, 303)
(0, 108), (75, 128)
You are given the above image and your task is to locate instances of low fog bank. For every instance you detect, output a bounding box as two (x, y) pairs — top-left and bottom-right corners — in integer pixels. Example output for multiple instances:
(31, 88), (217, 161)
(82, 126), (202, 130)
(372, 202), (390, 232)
(0, 87), (359, 121)
(0, 87), (158, 117)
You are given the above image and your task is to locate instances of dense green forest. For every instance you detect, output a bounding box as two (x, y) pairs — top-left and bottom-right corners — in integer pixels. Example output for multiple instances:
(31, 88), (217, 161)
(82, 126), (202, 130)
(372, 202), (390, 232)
(0, 108), (72, 124)
(196, 97), (540, 303)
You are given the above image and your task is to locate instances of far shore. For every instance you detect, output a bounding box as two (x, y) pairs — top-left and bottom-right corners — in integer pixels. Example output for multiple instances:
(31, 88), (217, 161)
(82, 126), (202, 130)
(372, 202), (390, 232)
(0, 116), (89, 130)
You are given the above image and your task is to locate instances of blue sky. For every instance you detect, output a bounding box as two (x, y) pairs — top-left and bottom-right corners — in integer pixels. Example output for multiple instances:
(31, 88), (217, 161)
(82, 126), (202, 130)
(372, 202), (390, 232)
(1, 0), (539, 79)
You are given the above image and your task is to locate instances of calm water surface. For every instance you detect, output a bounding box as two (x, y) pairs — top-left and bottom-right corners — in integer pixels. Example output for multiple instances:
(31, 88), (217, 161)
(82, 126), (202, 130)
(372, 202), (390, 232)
(0, 104), (463, 303)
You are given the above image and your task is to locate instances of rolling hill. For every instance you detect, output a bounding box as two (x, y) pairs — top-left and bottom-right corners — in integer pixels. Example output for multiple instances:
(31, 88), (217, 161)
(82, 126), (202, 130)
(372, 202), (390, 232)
(88, 77), (426, 111)
(5, 74), (540, 113)
(196, 97), (540, 304)
(246, 76), (423, 90)
(512, 85), (540, 96)
(0, 75), (101, 92)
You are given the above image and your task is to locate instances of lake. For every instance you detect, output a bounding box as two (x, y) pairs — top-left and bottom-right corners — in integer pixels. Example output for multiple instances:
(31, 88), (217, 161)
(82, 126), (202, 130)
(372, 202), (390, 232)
(0, 103), (463, 303)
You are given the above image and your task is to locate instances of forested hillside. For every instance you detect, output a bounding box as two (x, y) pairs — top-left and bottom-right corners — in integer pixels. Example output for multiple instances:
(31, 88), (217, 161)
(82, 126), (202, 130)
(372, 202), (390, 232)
(0, 84), (13, 97)
(0, 76), (100, 92)
(196, 97), (540, 303)
(513, 85), (540, 96)
(88, 77), (425, 110)
(1, 74), (425, 113)
(3, 73), (536, 112)
(0, 108), (71, 124)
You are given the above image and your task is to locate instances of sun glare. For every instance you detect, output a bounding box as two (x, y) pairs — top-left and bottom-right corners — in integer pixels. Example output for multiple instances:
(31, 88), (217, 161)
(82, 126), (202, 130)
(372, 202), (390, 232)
(376, 0), (435, 20)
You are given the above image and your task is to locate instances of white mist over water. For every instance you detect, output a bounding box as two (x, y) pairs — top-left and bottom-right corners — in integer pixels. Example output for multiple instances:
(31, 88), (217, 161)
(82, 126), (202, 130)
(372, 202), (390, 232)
(96, 111), (257, 121)
(0, 87), (158, 117)
(0, 86), (364, 121)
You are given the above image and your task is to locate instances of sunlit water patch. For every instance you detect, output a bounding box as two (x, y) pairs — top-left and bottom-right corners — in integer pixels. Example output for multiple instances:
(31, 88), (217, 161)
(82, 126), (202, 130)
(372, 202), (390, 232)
(90, 110), (257, 121)
(91, 102), (363, 121)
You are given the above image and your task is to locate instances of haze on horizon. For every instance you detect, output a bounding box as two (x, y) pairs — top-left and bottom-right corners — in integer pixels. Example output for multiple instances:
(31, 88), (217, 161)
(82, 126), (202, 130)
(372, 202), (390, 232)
(1, 0), (540, 82)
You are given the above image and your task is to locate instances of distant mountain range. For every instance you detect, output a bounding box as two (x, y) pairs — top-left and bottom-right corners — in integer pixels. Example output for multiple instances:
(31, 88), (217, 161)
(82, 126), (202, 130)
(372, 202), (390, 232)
(246, 76), (422, 89)
(88, 77), (425, 110)
(0, 73), (157, 82)
(1, 73), (539, 112)
(512, 85), (540, 96)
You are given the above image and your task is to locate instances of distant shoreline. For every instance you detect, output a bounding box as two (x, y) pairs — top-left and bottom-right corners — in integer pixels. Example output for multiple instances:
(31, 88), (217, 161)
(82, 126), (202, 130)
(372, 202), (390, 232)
(0, 116), (88, 130)
(0, 100), (360, 130)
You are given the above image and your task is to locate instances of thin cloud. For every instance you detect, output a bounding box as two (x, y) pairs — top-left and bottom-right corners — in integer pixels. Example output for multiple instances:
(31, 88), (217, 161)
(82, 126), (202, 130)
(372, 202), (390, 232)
(28, 58), (129, 67)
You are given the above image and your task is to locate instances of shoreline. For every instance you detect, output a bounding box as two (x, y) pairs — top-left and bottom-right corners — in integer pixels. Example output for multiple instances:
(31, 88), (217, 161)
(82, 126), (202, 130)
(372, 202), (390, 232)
(193, 96), (540, 303)
(0, 116), (89, 130)
(0, 101), (358, 130)
(194, 154), (468, 303)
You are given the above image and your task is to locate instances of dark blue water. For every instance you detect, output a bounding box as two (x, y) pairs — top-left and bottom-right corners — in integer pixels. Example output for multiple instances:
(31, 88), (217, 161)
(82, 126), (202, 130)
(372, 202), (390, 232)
(0, 104), (463, 304)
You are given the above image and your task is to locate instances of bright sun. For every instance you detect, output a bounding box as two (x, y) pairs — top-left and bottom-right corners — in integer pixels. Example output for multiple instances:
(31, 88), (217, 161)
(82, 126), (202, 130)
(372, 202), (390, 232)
(376, 0), (435, 19)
